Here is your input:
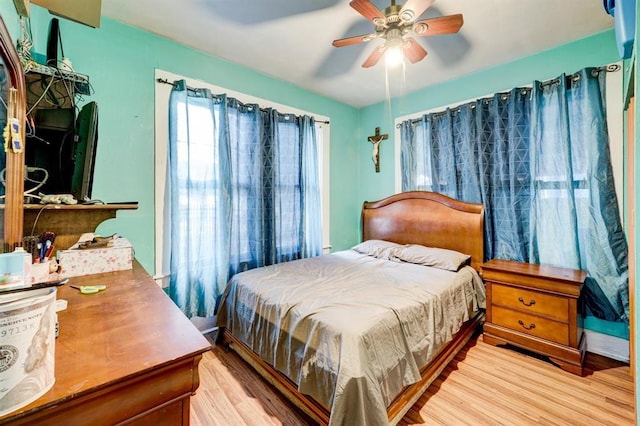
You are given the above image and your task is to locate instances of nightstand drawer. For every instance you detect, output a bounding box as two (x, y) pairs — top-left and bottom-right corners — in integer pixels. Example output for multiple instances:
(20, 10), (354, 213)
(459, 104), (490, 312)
(491, 306), (569, 346)
(491, 283), (568, 322)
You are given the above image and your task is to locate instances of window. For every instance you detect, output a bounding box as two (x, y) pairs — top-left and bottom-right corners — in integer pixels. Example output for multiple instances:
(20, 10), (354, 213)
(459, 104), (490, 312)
(154, 69), (330, 286)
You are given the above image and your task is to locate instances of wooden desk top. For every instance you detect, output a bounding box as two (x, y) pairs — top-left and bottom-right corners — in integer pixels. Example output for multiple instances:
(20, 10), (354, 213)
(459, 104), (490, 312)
(0, 261), (211, 423)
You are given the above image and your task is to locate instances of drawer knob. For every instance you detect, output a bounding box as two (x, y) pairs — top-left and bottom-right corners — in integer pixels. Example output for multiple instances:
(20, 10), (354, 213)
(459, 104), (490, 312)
(518, 297), (536, 307)
(518, 320), (536, 331)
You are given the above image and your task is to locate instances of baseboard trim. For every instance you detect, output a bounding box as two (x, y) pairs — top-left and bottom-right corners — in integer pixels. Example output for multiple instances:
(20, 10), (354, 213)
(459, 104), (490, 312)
(584, 329), (630, 362)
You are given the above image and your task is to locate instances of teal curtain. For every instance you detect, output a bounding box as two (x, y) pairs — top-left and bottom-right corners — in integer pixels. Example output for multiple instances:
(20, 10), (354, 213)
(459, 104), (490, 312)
(400, 89), (531, 263)
(168, 81), (322, 318)
(168, 82), (231, 318)
(400, 67), (629, 323)
(300, 115), (322, 258)
(529, 69), (628, 322)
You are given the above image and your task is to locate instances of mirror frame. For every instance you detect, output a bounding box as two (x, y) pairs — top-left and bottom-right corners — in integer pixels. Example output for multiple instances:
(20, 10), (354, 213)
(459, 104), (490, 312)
(0, 15), (25, 251)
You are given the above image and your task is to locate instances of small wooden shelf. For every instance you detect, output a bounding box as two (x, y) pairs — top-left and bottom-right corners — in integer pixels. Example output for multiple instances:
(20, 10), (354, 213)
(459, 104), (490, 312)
(23, 203), (138, 251)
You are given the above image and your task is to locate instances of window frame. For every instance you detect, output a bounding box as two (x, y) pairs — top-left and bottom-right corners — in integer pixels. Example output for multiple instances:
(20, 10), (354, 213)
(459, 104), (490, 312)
(154, 69), (330, 287)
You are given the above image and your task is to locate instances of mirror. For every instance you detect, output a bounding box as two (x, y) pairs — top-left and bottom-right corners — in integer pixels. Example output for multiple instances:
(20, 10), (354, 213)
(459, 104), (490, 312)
(0, 15), (26, 251)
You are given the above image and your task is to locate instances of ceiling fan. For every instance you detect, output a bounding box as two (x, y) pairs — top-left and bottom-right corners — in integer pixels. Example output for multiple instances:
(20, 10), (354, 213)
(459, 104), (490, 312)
(332, 0), (463, 68)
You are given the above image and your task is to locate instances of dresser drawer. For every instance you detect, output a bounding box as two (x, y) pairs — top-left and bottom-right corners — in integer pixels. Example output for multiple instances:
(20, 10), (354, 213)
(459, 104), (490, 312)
(491, 305), (569, 346)
(490, 283), (569, 322)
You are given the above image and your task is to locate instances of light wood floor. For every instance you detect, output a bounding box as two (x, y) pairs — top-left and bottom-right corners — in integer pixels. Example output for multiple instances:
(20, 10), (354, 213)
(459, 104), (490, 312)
(191, 335), (636, 425)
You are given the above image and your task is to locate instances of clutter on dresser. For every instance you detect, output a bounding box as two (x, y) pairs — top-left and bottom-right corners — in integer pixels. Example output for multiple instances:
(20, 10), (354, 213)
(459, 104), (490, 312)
(18, 231), (62, 286)
(76, 233), (116, 249)
(23, 231), (58, 264)
(31, 261), (61, 285)
(70, 284), (106, 295)
(38, 193), (77, 205)
(58, 233), (133, 279)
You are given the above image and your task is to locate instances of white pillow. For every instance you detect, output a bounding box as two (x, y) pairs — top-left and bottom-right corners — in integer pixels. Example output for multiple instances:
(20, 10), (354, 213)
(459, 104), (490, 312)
(351, 239), (404, 260)
(391, 244), (471, 271)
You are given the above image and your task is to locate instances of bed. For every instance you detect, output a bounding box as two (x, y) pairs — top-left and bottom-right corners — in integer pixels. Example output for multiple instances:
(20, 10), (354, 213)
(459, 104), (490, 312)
(216, 191), (486, 425)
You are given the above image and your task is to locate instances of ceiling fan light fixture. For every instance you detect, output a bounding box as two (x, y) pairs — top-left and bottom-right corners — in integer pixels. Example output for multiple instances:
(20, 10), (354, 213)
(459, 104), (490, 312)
(334, 0), (464, 68)
(384, 37), (404, 67)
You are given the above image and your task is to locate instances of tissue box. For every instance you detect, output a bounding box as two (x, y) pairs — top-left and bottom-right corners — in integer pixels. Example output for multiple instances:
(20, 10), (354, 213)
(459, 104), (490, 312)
(58, 236), (133, 278)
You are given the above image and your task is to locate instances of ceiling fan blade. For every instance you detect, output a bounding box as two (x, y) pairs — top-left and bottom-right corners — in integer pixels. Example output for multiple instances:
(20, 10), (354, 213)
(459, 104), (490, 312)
(399, 0), (435, 22)
(349, 0), (387, 25)
(362, 45), (386, 68)
(332, 33), (376, 47)
(413, 14), (464, 36)
(402, 37), (428, 63)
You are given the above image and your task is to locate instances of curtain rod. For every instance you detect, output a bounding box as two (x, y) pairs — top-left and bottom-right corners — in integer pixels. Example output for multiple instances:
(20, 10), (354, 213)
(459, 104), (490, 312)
(539, 63), (620, 88)
(156, 78), (330, 125)
(395, 64), (621, 128)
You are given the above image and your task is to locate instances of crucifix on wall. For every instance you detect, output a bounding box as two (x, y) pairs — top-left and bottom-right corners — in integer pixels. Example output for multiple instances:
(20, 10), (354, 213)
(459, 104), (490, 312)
(367, 127), (388, 173)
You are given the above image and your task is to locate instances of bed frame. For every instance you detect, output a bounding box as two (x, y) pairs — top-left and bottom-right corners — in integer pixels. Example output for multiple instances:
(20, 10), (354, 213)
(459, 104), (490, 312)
(361, 191), (485, 271)
(219, 191), (485, 425)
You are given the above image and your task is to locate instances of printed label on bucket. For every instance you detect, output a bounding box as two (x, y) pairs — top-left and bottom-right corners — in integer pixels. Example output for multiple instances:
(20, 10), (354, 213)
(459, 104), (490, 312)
(0, 287), (56, 416)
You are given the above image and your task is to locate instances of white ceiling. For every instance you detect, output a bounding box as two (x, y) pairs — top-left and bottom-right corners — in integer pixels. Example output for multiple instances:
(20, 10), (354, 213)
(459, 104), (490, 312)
(101, 0), (614, 108)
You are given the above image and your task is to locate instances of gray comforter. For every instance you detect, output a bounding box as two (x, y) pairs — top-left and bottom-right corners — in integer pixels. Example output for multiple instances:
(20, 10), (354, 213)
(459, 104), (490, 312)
(216, 250), (486, 425)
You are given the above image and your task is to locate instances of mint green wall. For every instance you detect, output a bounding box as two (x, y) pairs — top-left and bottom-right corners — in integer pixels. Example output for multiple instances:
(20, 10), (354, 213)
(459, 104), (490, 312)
(358, 30), (632, 340)
(0, 5), (361, 273)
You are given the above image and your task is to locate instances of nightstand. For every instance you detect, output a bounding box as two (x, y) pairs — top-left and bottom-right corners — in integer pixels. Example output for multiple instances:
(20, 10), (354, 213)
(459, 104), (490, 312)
(481, 259), (587, 375)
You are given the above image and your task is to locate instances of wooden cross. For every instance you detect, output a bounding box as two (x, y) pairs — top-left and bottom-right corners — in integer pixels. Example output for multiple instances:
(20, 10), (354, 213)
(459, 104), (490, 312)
(367, 127), (388, 173)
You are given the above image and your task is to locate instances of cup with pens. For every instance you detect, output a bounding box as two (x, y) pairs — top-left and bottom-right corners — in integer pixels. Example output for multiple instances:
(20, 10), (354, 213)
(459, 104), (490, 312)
(24, 232), (59, 283)
(36, 231), (56, 263)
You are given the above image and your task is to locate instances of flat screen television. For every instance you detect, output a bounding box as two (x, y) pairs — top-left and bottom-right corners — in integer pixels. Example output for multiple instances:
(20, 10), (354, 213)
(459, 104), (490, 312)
(71, 101), (98, 201)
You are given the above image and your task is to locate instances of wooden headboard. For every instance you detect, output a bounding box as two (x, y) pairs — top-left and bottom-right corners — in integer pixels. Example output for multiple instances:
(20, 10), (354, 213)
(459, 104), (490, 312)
(361, 191), (485, 271)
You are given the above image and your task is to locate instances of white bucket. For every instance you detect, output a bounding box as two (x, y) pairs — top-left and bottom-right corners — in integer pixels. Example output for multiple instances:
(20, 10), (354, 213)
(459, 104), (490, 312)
(0, 287), (56, 416)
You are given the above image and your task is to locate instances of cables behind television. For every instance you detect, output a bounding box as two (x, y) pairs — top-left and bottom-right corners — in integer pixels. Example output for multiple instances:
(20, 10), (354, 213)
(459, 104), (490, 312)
(26, 75), (56, 116)
(24, 166), (49, 197)
(0, 166), (49, 199)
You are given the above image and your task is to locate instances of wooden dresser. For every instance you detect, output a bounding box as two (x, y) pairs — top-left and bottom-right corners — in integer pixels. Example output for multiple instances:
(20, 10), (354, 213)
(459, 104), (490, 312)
(482, 259), (587, 375)
(0, 261), (211, 425)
